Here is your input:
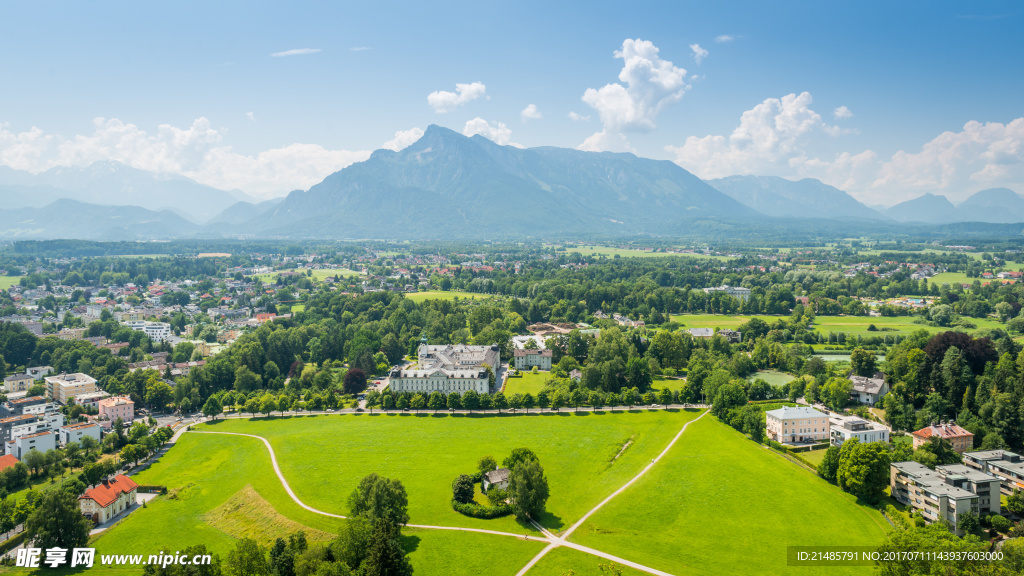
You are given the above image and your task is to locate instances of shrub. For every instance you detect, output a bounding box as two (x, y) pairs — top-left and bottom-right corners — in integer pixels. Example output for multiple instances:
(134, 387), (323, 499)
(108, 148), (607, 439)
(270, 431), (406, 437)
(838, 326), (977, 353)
(451, 499), (513, 519)
(885, 505), (911, 530)
(451, 475), (474, 504)
(991, 514), (1012, 533)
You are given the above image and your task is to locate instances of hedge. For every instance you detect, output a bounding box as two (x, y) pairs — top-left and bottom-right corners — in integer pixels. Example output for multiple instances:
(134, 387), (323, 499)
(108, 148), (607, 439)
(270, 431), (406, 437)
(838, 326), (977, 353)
(451, 499), (513, 519)
(0, 531), (27, 556)
(885, 504), (911, 530)
(136, 485), (168, 494)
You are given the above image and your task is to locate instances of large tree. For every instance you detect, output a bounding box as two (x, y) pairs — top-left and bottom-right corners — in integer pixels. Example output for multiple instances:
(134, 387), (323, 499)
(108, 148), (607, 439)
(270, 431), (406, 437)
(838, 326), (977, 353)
(508, 459), (549, 521)
(836, 441), (891, 503)
(342, 368), (368, 395)
(25, 489), (91, 552)
(348, 474), (409, 527)
(361, 519), (413, 576)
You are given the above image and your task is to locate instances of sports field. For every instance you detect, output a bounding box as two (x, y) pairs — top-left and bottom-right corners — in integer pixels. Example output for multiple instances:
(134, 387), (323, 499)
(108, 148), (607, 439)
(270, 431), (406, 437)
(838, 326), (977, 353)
(571, 417), (890, 575)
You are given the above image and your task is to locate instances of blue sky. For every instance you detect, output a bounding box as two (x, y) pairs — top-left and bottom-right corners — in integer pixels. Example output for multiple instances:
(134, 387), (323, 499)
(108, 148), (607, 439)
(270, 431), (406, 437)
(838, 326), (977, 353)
(1, 0), (1021, 203)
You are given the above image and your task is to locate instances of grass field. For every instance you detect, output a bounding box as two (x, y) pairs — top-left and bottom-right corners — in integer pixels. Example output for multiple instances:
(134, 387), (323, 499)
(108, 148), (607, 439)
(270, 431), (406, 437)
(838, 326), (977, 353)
(670, 313), (1005, 337)
(404, 290), (497, 303)
(0, 275), (21, 289)
(528, 547), (647, 575)
(570, 417), (890, 576)
(503, 371), (550, 395)
(250, 268), (362, 283)
(747, 370), (794, 387)
(801, 448), (829, 467)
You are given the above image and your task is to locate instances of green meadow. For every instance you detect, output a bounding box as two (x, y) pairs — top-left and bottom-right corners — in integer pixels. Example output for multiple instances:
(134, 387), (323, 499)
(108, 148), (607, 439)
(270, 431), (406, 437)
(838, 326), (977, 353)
(570, 417), (890, 576)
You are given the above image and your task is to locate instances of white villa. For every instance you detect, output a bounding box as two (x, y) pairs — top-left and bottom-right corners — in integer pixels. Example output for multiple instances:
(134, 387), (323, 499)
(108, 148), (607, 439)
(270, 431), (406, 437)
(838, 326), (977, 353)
(765, 406), (829, 444)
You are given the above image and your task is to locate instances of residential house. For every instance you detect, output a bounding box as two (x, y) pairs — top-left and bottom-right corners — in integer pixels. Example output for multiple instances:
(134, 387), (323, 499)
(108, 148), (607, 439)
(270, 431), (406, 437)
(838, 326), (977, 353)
(911, 422), (974, 453)
(5, 430), (56, 459)
(848, 372), (889, 405)
(482, 468), (510, 494)
(0, 454), (19, 472)
(765, 406), (830, 444)
(79, 475), (139, 523)
(98, 396), (135, 423)
(74, 391), (111, 410)
(3, 374), (33, 394)
(513, 349), (553, 370)
(687, 328), (714, 339)
(718, 329), (742, 343)
(829, 414), (890, 446)
(26, 366), (53, 379)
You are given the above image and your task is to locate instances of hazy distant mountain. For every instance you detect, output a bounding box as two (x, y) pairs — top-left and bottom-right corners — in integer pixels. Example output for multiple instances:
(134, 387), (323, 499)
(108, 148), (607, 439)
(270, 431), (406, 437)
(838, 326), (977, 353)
(0, 199), (200, 240)
(956, 188), (1024, 223)
(886, 193), (960, 223)
(255, 125), (757, 239)
(0, 161), (246, 222)
(706, 175), (888, 220)
(207, 198), (285, 225)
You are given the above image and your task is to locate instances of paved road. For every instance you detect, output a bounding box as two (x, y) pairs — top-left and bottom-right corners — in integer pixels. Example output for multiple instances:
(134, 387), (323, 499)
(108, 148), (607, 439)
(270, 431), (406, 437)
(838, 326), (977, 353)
(188, 408), (710, 576)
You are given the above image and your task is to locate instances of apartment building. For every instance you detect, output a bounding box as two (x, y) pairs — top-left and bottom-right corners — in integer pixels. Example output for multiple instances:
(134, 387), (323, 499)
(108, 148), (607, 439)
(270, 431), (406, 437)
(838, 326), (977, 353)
(5, 430), (56, 459)
(963, 450), (1024, 496)
(45, 373), (99, 405)
(59, 422), (103, 445)
(765, 406), (830, 444)
(890, 461), (996, 535)
(98, 396), (135, 423)
(123, 320), (172, 342)
(829, 414), (890, 446)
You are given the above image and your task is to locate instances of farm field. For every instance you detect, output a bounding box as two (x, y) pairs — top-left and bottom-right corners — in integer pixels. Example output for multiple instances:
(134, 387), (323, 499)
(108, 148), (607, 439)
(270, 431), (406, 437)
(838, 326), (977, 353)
(570, 417), (890, 576)
(502, 371), (549, 395)
(404, 290), (497, 303)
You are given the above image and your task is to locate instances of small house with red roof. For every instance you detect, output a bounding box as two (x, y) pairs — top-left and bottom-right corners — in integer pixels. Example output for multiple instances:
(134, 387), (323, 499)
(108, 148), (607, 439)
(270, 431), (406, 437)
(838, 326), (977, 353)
(0, 454), (19, 472)
(911, 422), (974, 454)
(79, 474), (139, 523)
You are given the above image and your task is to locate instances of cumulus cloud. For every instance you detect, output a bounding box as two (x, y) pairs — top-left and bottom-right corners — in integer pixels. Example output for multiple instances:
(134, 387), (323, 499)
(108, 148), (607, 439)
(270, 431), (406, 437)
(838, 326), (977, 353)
(271, 48), (321, 57)
(715, 35), (735, 43)
(462, 118), (519, 147)
(427, 82), (487, 113)
(246, 111), (255, 121)
(579, 38), (689, 151)
(568, 111), (591, 122)
(0, 117), (370, 199)
(520, 104), (542, 121)
(381, 127), (424, 151)
(665, 91), (1024, 204)
(690, 43), (709, 64)
(834, 105), (853, 120)
(666, 92), (844, 179)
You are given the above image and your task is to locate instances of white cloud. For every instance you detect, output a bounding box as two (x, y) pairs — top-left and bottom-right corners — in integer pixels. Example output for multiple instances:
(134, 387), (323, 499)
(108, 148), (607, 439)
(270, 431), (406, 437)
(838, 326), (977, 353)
(349, 46), (370, 52)
(834, 105), (853, 120)
(665, 91), (1024, 204)
(715, 35), (735, 43)
(568, 111), (591, 122)
(666, 92), (844, 179)
(0, 117), (370, 199)
(246, 111), (255, 121)
(579, 38), (689, 151)
(270, 48), (321, 57)
(462, 118), (519, 147)
(690, 43), (709, 64)
(427, 82), (487, 113)
(520, 104), (542, 121)
(381, 127), (424, 151)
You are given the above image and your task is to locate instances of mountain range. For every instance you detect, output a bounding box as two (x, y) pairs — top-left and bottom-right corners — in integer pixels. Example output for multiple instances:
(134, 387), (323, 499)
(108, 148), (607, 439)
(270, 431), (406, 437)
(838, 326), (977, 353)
(0, 126), (1022, 240)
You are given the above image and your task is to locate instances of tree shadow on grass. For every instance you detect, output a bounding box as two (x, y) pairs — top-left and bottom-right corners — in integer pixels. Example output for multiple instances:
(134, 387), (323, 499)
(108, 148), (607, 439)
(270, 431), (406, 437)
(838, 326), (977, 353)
(399, 532), (421, 555)
(534, 510), (566, 531)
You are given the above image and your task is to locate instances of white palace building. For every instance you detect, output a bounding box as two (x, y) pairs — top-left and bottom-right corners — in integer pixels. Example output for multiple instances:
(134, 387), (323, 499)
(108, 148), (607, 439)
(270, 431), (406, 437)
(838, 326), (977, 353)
(388, 343), (500, 395)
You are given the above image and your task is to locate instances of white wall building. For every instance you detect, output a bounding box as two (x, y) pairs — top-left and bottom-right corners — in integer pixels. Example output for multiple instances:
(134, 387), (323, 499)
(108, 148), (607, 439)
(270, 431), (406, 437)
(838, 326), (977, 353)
(60, 422), (103, 445)
(388, 343), (500, 395)
(6, 430), (56, 459)
(702, 285), (752, 302)
(123, 320), (172, 342)
(829, 414), (890, 446)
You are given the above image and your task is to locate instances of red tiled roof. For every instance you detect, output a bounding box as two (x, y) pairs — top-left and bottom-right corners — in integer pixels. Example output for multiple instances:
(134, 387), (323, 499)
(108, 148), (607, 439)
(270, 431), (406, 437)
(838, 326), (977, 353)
(912, 423), (973, 440)
(0, 454), (19, 472)
(80, 475), (138, 508)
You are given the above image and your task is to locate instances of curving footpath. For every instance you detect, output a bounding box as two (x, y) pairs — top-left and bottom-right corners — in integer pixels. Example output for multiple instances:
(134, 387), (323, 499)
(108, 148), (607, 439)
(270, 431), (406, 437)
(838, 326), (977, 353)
(188, 409), (709, 575)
